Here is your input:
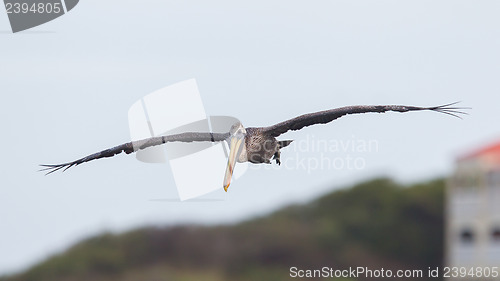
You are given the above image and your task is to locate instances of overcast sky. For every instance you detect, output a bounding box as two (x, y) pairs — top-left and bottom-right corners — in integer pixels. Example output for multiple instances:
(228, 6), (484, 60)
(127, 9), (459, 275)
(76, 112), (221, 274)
(1, 0), (499, 276)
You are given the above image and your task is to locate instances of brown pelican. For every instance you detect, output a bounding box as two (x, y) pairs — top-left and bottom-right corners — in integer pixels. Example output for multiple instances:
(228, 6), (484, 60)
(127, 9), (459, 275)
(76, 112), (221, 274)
(41, 103), (467, 191)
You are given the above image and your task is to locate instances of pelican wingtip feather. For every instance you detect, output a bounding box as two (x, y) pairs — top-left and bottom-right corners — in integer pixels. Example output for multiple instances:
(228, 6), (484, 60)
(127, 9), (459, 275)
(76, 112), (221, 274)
(427, 101), (470, 119)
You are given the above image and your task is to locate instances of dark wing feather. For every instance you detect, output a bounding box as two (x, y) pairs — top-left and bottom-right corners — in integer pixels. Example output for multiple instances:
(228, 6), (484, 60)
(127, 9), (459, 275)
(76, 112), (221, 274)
(40, 132), (229, 175)
(263, 102), (468, 137)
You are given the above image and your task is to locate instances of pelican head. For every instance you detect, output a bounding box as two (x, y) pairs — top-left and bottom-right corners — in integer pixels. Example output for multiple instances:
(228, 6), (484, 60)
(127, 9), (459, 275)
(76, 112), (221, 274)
(223, 122), (247, 192)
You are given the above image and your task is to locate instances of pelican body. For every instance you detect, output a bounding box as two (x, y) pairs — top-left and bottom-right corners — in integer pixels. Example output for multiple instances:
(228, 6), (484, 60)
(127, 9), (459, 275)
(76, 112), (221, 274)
(222, 125), (293, 190)
(237, 127), (292, 164)
(41, 103), (467, 192)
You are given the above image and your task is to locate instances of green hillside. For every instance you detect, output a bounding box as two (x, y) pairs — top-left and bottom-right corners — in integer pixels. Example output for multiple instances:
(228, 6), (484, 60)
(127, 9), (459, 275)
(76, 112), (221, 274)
(1, 178), (444, 281)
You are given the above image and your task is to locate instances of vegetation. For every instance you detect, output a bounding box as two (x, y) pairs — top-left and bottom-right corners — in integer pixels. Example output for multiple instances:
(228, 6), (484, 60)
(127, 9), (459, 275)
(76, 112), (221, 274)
(1, 178), (444, 281)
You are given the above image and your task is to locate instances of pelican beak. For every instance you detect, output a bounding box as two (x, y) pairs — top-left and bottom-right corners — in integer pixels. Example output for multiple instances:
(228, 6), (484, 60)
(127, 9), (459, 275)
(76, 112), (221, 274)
(223, 134), (245, 192)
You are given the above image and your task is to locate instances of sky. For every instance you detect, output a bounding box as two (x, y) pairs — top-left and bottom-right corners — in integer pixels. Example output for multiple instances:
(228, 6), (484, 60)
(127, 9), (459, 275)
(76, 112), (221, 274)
(1, 0), (499, 276)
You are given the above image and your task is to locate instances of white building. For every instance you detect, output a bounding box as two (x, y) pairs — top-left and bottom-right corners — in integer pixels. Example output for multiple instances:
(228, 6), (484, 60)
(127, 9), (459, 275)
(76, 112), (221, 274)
(446, 141), (500, 280)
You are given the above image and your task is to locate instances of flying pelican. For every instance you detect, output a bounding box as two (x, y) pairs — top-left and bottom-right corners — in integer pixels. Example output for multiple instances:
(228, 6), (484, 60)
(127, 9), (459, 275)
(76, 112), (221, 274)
(41, 103), (467, 191)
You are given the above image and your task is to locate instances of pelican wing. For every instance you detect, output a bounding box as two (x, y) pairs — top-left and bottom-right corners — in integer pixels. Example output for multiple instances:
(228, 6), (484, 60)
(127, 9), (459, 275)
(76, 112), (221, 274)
(40, 132), (229, 175)
(263, 102), (467, 137)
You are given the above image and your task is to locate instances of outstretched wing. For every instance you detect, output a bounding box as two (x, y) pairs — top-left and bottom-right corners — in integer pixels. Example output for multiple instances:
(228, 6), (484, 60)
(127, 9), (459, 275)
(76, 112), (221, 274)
(40, 132), (230, 175)
(263, 102), (468, 137)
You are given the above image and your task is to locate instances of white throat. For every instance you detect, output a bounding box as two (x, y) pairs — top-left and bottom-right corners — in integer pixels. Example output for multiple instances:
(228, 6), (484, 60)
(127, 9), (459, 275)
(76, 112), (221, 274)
(237, 143), (248, 163)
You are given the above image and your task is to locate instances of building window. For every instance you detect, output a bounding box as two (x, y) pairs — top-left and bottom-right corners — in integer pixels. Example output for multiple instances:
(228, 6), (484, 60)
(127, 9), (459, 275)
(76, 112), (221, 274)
(460, 229), (474, 244)
(491, 228), (500, 242)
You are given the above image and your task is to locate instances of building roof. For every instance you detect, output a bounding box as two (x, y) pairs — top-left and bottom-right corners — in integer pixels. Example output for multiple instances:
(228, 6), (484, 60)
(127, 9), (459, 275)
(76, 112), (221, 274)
(459, 140), (500, 166)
